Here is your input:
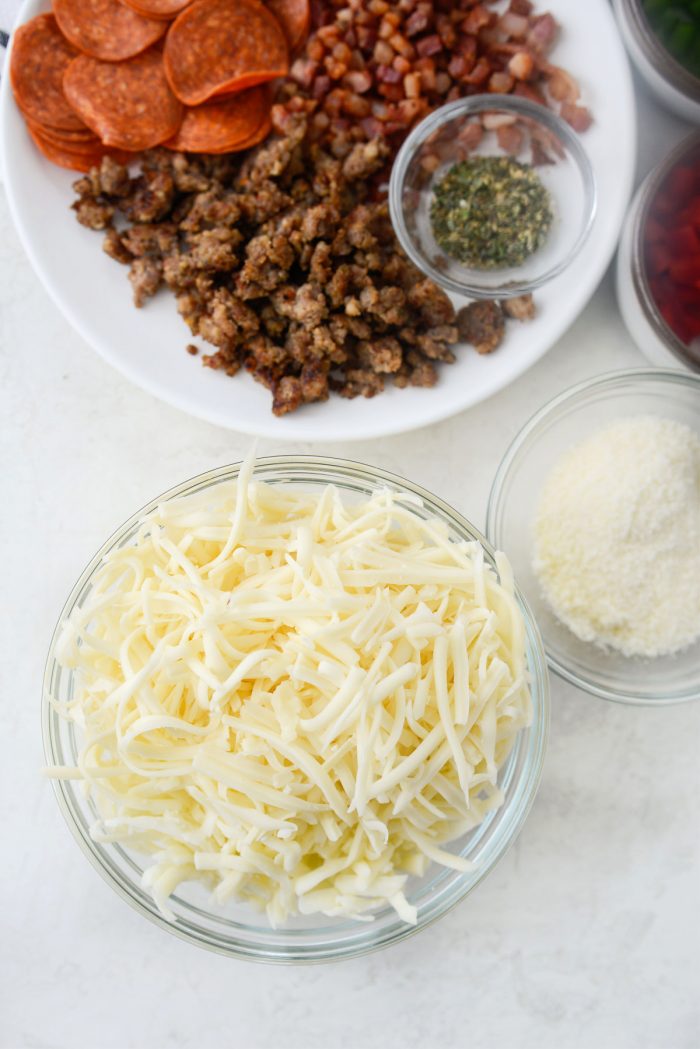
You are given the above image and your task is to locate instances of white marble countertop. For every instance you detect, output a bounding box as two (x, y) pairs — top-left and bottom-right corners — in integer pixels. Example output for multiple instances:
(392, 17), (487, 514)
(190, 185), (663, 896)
(1, 51), (699, 1049)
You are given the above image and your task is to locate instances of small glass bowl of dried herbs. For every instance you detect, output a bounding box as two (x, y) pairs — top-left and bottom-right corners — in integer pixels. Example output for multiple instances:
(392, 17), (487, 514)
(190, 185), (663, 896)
(389, 95), (596, 301)
(430, 156), (553, 269)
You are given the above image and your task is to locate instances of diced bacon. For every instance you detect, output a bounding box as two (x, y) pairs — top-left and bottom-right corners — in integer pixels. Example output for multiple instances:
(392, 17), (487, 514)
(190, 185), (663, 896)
(560, 101), (592, 132)
(508, 50), (535, 80)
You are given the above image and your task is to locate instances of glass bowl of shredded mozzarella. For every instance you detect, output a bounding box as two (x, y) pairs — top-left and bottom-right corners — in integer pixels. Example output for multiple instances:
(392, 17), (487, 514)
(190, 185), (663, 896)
(43, 456), (549, 962)
(487, 369), (700, 705)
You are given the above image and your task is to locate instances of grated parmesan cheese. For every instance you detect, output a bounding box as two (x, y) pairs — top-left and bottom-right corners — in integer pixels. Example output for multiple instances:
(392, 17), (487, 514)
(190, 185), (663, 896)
(47, 457), (531, 926)
(533, 415), (700, 658)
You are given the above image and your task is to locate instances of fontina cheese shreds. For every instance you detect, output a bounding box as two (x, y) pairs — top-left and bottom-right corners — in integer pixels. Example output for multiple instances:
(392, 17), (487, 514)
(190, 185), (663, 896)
(48, 460), (532, 925)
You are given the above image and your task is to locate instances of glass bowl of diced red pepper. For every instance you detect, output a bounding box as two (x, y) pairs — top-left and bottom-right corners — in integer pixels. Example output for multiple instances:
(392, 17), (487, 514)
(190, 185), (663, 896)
(624, 132), (700, 370)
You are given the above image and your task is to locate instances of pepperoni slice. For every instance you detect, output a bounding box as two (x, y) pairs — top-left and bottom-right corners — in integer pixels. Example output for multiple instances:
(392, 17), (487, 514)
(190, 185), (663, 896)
(63, 50), (183, 151)
(33, 122), (97, 141)
(26, 120), (100, 150)
(266, 0), (309, 53)
(28, 125), (129, 173)
(121, 0), (192, 16)
(232, 113), (272, 151)
(164, 0), (289, 106)
(53, 0), (167, 62)
(163, 85), (270, 153)
(10, 15), (84, 132)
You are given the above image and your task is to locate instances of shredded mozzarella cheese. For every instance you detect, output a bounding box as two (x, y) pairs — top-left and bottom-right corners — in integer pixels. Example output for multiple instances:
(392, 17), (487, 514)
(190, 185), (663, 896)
(48, 461), (532, 926)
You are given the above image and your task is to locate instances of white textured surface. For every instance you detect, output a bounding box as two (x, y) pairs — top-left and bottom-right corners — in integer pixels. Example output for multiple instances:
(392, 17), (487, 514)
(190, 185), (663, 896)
(1, 76), (699, 1049)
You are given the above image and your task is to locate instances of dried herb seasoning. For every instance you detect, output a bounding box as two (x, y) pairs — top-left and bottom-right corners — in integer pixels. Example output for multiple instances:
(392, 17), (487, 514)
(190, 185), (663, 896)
(430, 156), (553, 269)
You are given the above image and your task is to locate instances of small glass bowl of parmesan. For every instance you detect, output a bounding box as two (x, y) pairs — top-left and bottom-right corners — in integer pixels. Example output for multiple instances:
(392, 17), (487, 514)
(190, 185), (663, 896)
(487, 369), (700, 705)
(43, 457), (549, 962)
(389, 94), (597, 300)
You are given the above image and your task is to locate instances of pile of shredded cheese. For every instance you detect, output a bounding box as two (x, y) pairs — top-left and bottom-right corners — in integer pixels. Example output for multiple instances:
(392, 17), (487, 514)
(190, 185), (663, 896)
(49, 459), (532, 926)
(534, 415), (700, 657)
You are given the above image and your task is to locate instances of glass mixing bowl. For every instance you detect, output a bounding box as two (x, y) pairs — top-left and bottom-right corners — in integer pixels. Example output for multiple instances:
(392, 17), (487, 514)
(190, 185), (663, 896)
(613, 0), (700, 124)
(389, 94), (596, 300)
(486, 370), (700, 705)
(43, 457), (549, 963)
(617, 132), (700, 371)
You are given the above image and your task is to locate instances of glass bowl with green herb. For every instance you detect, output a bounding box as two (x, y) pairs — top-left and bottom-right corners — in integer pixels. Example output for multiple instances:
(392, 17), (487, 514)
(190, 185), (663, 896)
(389, 95), (596, 300)
(613, 0), (700, 123)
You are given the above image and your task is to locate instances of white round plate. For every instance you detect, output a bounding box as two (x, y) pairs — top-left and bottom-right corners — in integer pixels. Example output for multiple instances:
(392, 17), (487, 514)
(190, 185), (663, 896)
(0, 0), (635, 441)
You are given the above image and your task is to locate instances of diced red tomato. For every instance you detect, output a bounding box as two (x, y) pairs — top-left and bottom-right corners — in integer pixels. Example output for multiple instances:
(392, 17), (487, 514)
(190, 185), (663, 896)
(670, 283), (700, 306)
(644, 216), (666, 244)
(643, 158), (700, 347)
(669, 256), (700, 285)
(667, 224), (700, 256)
(650, 192), (676, 216)
(665, 164), (698, 200)
(681, 312), (700, 339)
(645, 243), (671, 275)
(676, 200), (700, 230)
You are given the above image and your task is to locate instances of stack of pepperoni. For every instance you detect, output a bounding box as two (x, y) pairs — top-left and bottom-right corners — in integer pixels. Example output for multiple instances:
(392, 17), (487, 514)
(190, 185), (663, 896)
(10, 0), (307, 172)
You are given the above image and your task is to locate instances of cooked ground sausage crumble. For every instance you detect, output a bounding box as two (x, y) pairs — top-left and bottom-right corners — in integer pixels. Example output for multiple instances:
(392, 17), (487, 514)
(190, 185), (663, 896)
(73, 121), (461, 415)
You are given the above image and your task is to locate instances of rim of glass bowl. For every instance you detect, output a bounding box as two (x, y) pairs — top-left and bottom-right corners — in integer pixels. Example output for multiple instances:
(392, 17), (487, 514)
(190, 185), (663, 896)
(485, 369), (700, 705)
(388, 94), (597, 300)
(631, 131), (700, 373)
(42, 456), (550, 964)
